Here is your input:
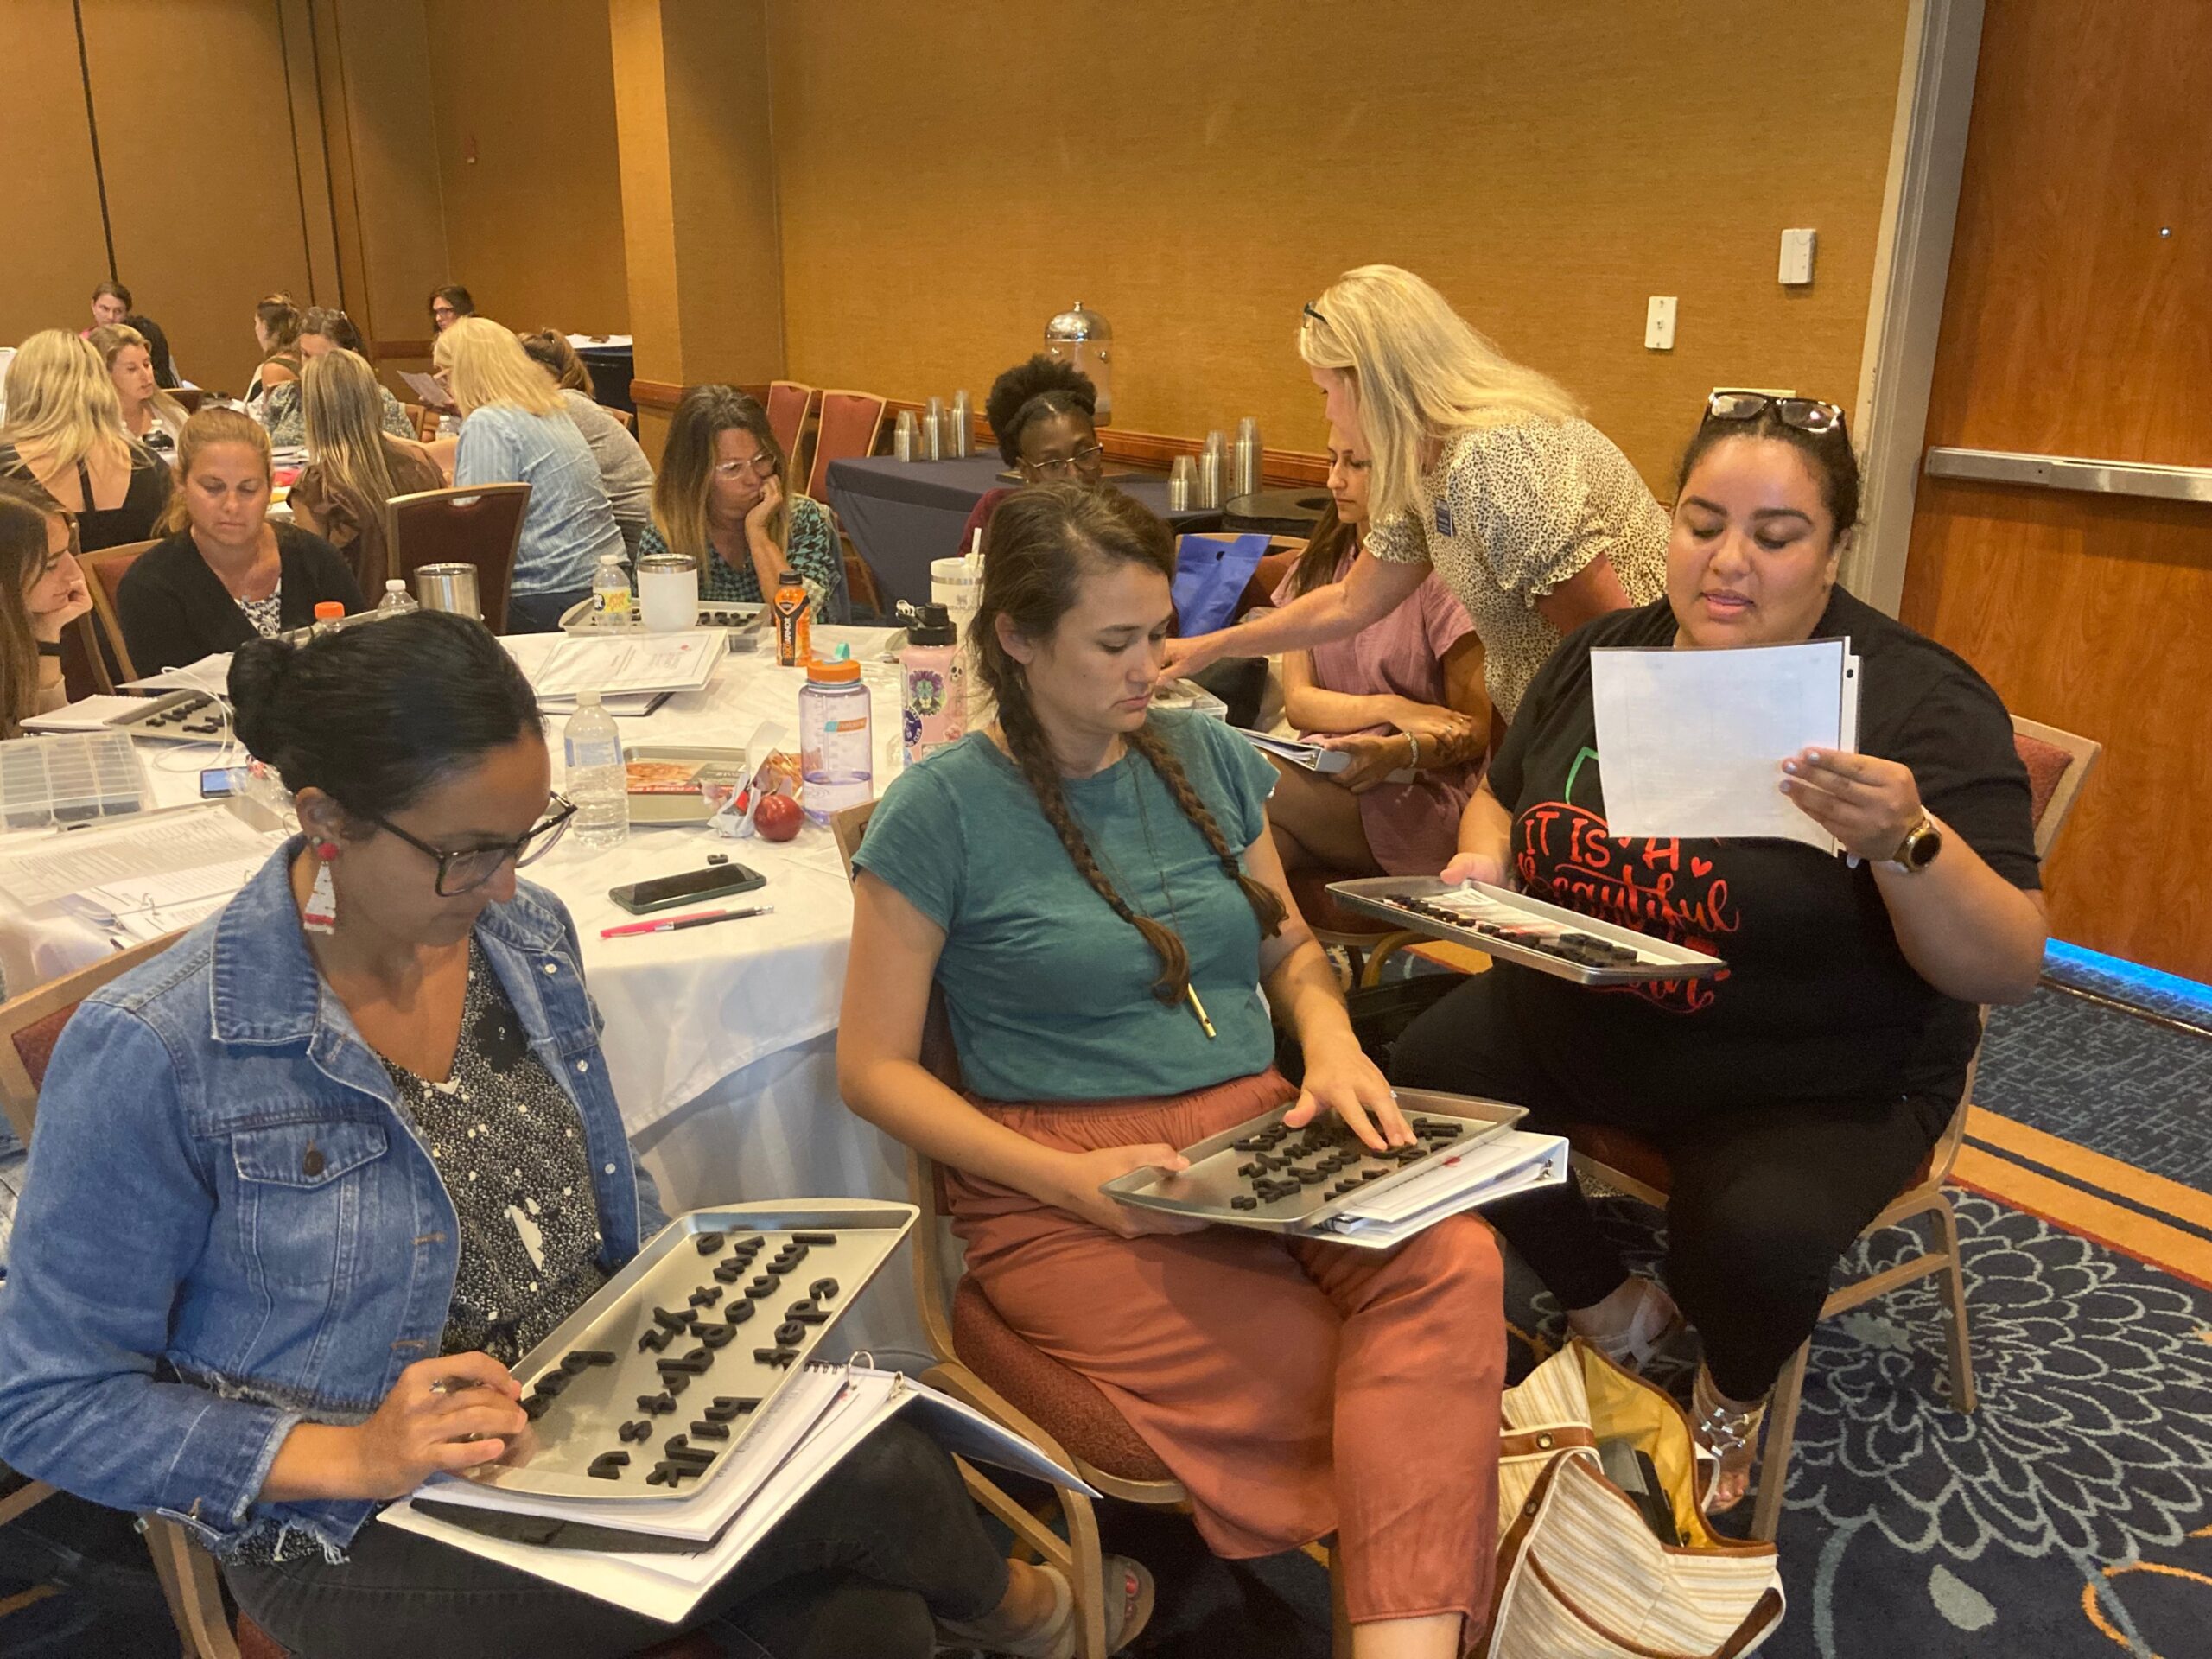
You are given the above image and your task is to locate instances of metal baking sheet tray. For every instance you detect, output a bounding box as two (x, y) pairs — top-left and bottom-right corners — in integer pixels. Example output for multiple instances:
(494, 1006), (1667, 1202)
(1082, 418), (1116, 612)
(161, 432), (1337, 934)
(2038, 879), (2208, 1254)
(1100, 1090), (1525, 1232)
(1326, 877), (1726, 985)
(621, 745), (750, 826)
(461, 1200), (915, 1500)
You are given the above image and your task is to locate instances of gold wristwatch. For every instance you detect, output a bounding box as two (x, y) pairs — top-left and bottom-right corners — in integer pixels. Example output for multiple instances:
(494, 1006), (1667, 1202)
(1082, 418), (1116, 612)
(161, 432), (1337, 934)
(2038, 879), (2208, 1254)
(1880, 810), (1942, 874)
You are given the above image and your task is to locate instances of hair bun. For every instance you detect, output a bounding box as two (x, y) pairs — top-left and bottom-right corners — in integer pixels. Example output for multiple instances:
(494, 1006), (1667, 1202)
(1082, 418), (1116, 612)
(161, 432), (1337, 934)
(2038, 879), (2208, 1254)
(227, 634), (300, 761)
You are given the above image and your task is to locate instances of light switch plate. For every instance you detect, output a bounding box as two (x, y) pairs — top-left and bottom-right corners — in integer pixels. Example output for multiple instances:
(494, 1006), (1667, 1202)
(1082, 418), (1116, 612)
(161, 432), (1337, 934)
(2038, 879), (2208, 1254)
(1644, 296), (1677, 351)
(1779, 228), (1817, 284)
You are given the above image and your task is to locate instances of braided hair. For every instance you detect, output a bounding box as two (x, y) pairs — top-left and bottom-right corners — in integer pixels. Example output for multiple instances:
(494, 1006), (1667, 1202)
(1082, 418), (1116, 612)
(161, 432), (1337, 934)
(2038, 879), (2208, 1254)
(984, 354), (1097, 467)
(976, 486), (1285, 1004)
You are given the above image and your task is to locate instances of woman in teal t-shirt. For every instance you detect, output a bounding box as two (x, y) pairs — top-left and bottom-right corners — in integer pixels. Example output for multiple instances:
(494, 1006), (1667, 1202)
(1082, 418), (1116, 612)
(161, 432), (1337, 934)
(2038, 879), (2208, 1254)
(842, 485), (1508, 1656)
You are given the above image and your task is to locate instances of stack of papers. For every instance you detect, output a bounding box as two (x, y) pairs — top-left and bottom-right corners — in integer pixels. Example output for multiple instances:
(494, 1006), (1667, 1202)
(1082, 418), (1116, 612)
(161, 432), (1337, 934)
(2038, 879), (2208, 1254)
(1590, 638), (1859, 853)
(1231, 727), (1416, 784)
(504, 632), (726, 705)
(383, 1364), (1090, 1623)
(1311, 1129), (1569, 1248)
(0, 808), (277, 909)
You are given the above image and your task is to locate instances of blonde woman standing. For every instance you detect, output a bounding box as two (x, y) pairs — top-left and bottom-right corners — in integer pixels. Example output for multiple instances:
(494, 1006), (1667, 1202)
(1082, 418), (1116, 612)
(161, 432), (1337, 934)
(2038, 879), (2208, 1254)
(0, 330), (172, 550)
(89, 322), (188, 459)
(635, 384), (840, 609)
(1169, 264), (1666, 722)
(288, 349), (446, 594)
(435, 317), (626, 631)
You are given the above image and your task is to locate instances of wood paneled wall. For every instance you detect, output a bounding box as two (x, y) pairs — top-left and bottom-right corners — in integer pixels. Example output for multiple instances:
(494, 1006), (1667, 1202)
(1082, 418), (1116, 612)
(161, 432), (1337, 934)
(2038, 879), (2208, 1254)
(1899, 0), (2212, 980)
(423, 0), (631, 337)
(764, 0), (1910, 491)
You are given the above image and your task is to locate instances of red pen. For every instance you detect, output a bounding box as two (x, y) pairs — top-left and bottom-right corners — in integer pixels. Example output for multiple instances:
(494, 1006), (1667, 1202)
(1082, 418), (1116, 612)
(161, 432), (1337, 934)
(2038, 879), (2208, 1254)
(600, 905), (774, 938)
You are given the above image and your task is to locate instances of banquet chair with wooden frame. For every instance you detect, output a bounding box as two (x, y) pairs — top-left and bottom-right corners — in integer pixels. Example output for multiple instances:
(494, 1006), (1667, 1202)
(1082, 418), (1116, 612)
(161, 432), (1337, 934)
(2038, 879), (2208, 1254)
(0, 931), (247, 1659)
(831, 803), (1355, 1658)
(1563, 715), (2101, 1541)
(385, 482), (531, 634)
(802, 391), (887, 503)
(77, 537), (159, 685)
(766, 380), (816, 477)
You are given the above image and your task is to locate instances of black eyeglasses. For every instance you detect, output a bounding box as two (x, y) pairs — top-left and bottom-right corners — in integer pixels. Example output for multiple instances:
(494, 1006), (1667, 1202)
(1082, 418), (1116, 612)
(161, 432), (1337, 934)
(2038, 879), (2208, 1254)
(1704, 390), (1848, 439)
(1023, 442), (1105, 480)
(366, 797), (578, 896)
(1301, 302), (1329, 329)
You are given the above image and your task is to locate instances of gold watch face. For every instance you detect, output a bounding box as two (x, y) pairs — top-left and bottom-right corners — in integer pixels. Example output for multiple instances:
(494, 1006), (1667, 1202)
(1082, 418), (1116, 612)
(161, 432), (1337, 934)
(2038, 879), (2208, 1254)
(1903, 819), (1942, 868)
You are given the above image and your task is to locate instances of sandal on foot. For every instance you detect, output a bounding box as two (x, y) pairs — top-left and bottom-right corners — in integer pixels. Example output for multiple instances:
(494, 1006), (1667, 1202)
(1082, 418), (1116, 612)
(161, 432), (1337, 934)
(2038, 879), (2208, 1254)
(1691, 1366), (1768, 1514)
(1569, 1276), (1684, 1374)
(940, 1554), (1155, 1658)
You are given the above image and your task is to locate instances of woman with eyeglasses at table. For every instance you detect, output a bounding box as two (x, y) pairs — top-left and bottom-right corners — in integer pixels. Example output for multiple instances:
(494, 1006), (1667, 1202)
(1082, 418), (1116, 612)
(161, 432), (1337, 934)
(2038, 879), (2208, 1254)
(89, 321), (188, 460)
(1166, 265), (1665, 724)
(117, 408), (363, 674)
(634, 383), (840, 607)
(0, 478), (92, 736)
(436, 316), (627, 632)
(950, 355), (1106, 560)
(1389, 392), (2046, 1512)
(0, 610), (1094, 1659)
(842, 484), (1504, 1657)
(0, 329), (173, 551)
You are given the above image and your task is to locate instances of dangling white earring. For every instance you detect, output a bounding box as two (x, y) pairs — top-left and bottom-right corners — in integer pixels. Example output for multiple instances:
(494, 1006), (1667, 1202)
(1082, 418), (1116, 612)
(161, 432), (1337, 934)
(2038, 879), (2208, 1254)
(304, 842), (339, 935)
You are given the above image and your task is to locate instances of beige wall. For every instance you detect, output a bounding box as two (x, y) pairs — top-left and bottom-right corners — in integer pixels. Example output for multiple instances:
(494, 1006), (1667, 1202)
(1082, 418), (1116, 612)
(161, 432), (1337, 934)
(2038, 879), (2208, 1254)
(424, 0), (631, 336)
(766, 0), (1910, 488)
(0, 2), (110, 349)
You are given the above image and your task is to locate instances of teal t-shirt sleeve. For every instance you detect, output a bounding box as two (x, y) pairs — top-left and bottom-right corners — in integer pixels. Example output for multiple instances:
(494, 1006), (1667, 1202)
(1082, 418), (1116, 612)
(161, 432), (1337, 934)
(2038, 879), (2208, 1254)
(851, 763), (965, 930)
(1179, 713), (1278, 852)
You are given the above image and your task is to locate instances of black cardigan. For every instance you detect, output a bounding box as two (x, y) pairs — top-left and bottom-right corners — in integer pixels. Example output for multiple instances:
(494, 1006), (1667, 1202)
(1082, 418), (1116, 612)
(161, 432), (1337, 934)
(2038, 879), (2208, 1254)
(117, 525), (365, 673)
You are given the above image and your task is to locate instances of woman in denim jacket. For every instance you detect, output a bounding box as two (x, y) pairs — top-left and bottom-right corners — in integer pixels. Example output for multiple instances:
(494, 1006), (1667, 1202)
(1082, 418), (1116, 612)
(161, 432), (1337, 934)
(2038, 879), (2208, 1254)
(0, 613), (1132, 1659)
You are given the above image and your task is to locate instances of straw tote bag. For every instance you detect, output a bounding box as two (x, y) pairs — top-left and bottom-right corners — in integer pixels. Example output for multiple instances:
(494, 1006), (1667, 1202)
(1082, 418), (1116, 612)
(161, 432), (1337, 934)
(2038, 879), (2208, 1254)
(1485, 1340), (1785, 1657)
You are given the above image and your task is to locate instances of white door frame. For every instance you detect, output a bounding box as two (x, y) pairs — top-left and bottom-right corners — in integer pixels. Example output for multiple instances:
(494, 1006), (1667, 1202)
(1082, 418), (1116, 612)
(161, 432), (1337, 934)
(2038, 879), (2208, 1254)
(1845, 0), (1986, 615)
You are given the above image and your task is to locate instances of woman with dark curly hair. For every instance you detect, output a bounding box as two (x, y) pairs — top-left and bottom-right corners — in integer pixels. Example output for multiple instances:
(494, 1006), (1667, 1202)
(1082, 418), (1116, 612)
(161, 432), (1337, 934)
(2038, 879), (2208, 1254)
(953, 354), (1105, 557)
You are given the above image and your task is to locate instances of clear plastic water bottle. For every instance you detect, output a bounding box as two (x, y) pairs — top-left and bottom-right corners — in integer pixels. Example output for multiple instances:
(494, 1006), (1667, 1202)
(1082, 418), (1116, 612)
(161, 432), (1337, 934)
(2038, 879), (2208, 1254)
(591, 554), (633, 630)
(377, 578), (418, 616)
(799, 651), (873, 825)
(563, 690), (629, 848)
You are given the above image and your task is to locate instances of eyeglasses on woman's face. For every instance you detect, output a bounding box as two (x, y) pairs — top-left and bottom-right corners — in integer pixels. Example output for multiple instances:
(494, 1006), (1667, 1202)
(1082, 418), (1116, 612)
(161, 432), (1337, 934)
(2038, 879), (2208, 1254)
(713, 454), (779, 480)
(1022, 442), (1106, 481)
(366, 796), (577, 896)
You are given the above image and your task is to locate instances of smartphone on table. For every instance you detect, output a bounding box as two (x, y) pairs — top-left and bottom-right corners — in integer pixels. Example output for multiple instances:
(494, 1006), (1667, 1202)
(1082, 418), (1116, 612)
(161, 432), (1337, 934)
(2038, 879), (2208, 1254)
(608, 863), (766, 916)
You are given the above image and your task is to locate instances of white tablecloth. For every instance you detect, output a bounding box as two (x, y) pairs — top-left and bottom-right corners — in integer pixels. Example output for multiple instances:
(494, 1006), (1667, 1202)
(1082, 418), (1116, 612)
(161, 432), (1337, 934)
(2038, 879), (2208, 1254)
(0, 632), (938, 1351)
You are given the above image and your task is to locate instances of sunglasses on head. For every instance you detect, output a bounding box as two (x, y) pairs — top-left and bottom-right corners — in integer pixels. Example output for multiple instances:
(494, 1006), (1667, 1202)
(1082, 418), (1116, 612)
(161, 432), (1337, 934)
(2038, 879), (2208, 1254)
(1703, 390), (1847, 439)
(1301, 302), (1329, 330)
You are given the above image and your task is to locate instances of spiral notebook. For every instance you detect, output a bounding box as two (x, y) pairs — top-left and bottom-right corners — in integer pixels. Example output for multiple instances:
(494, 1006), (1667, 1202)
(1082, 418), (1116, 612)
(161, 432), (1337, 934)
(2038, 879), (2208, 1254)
(381, 1362), (1093, 1624)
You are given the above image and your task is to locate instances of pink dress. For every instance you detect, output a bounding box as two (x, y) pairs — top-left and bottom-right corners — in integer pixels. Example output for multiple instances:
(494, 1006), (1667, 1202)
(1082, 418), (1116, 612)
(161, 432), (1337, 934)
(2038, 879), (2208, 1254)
(1273, 551), (1482, 874)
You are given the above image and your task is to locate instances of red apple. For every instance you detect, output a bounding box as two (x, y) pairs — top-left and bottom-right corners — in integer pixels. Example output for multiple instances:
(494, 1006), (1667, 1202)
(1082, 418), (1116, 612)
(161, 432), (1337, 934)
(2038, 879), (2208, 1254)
(754, 792), (802, 842)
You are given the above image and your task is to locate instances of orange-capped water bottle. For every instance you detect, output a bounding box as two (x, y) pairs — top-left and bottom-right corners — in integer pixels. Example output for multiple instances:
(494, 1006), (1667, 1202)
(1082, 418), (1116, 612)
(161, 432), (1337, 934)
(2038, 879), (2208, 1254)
(772, 571), (811, 668)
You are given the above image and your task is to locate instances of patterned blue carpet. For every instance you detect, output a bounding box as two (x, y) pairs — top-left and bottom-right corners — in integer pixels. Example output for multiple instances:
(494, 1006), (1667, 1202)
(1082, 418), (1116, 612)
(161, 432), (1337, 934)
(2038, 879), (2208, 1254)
(5, 980), (2209, 1656)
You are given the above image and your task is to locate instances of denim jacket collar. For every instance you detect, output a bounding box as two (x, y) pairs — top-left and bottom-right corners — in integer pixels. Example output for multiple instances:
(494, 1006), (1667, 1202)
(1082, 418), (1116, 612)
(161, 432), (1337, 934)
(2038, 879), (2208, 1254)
(210, 837), (571, 1049)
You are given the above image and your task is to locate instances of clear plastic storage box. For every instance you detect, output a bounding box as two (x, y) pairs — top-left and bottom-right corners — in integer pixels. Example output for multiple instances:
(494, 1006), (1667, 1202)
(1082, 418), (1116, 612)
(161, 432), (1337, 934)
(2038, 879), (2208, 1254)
(0, 732), (153, 830)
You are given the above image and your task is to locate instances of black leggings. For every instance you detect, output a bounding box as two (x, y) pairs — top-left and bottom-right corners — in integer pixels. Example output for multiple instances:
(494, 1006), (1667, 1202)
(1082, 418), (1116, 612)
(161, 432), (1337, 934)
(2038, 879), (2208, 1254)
(221, 1421), (1008, 1659)
(1389, 973), (1948, 1400)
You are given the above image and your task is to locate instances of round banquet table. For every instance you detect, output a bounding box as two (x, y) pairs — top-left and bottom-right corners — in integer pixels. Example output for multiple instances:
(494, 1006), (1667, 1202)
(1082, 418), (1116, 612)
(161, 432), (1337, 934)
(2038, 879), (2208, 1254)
(0, 626), (942, 1366)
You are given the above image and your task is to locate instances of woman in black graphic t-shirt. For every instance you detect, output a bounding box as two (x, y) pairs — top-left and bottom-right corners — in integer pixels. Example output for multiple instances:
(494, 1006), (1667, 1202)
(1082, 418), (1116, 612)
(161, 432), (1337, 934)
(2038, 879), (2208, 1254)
(1392, 393), (2048, 1513)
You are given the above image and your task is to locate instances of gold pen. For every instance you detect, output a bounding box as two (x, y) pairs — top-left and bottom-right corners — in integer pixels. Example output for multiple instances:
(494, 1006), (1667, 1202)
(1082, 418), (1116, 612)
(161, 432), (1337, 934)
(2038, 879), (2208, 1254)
(1185, 984), (1217, 1039)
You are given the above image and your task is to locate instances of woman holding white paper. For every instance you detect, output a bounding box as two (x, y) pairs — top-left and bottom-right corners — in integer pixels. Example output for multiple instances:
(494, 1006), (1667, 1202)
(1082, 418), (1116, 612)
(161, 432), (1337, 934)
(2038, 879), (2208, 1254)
(0, 613), (1123, 1659)
(1391, 392), (2047, 1512)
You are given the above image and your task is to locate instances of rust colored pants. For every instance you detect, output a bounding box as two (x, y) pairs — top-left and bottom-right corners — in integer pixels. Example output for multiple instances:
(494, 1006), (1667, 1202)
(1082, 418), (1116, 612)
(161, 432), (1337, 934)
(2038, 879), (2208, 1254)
(947, 1070), (1506, 1636)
